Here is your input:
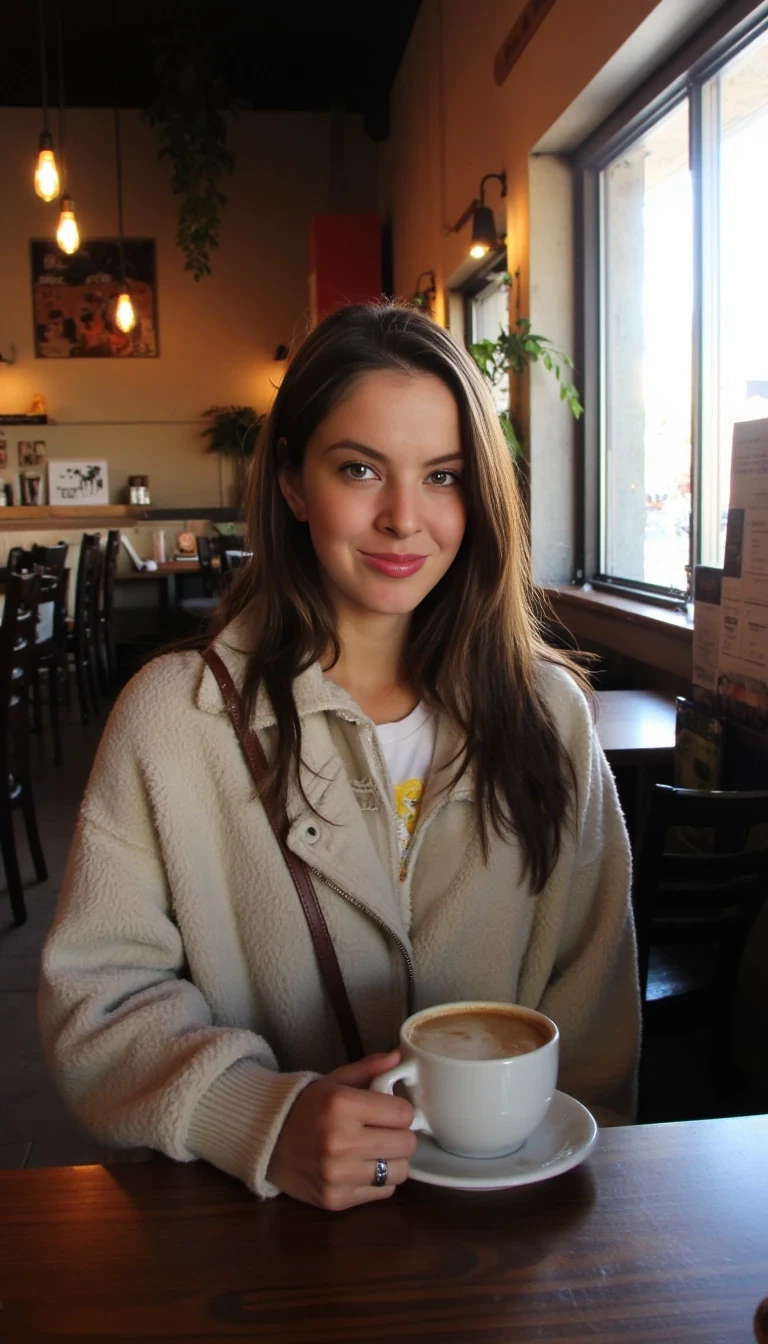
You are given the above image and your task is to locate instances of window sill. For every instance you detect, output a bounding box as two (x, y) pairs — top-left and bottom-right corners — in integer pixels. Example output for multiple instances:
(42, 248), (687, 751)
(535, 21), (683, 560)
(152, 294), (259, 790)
(543, 583), (693, 644)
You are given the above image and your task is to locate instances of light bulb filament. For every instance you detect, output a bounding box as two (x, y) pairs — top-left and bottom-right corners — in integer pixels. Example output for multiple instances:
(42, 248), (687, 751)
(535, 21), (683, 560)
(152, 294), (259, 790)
(115, 292), (136, 333)
(34, 147), (60, 202)
(56, 197), (80, 255)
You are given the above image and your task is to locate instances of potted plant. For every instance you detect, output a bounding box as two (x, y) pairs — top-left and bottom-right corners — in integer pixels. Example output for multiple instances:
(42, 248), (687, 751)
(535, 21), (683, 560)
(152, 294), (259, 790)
(202, 405), (264, 506)
(469, 270), (583, 458)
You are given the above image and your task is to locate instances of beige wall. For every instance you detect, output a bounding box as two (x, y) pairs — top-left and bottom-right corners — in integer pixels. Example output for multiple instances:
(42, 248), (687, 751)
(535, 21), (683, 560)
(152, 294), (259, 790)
(0, 107), (376, 507)
(381, 0), (726, 584)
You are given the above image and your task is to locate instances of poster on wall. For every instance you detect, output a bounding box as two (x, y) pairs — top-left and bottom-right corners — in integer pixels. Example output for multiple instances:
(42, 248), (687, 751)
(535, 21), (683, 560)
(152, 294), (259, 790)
(715, 418), (768, 732)
(48, 459), (109, 506)
(30, 239), (158, 358)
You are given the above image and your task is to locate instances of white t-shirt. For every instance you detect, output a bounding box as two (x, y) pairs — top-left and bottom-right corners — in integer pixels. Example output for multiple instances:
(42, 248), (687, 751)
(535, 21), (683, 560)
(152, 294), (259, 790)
(373, 701), (437, 880)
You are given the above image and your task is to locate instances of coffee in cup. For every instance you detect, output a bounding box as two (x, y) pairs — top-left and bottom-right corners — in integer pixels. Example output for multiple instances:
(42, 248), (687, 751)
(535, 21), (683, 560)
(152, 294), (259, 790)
(371, 1001), (559, 1159)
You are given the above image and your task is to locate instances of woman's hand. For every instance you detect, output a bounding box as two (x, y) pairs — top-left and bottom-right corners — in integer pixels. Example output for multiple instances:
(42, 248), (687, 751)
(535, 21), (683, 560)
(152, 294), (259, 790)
(267, 1050), (417, 1211)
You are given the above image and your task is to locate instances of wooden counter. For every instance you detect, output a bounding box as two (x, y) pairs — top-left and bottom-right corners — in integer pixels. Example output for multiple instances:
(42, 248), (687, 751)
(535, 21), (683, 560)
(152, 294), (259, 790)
(0, 505), (238, 532)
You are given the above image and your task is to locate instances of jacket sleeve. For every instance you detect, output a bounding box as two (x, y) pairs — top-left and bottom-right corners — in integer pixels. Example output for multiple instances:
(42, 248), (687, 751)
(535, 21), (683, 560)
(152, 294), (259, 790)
(527, 695), (641, 1126)
(38, 679), (319, 1199)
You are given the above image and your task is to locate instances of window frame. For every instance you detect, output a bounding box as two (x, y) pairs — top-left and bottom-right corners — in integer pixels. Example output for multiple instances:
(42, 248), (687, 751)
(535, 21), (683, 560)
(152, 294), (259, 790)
(573, 0), (768, 609)
(461, 251), (509, 348)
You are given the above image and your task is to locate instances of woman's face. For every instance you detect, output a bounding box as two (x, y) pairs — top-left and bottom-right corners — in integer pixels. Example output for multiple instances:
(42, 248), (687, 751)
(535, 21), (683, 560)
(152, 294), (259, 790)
(280, 369), (467, 622)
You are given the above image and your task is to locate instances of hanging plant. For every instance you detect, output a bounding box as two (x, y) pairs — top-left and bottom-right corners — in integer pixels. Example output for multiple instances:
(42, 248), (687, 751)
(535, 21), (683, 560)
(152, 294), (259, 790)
(202, 405), (263, 457)
(143, 4), (246, 280)
(469, 270), (583, 457)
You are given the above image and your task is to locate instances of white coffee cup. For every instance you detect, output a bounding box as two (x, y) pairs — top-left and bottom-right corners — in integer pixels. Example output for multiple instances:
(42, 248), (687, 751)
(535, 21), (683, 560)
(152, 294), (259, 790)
(371, 1000), (559, 1159)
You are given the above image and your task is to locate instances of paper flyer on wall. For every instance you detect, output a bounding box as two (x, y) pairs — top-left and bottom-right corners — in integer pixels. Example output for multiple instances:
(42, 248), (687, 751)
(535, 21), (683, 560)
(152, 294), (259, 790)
(717, 418), (768, 731)
(692, 565), (722, 695)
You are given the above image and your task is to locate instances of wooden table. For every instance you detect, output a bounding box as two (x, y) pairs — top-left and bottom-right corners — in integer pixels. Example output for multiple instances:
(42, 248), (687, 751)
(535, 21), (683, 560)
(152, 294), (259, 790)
(595, 689), (676, 766)
(1, 1114), (766, 1342)
(116, 560), (204, 609)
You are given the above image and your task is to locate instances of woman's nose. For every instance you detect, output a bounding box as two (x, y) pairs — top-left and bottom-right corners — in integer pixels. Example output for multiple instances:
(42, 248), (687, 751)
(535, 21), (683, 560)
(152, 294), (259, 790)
(376, 482), (421, 537)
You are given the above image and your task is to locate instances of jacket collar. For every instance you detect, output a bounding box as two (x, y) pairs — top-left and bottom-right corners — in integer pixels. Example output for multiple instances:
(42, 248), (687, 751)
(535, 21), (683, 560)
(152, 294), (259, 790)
(195, 610), (366, 727)
(195, 608), (475, 804)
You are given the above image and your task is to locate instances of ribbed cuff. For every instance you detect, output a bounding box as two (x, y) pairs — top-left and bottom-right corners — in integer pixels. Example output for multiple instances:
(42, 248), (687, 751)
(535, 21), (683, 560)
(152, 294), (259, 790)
(185, 1059), (319, 1198)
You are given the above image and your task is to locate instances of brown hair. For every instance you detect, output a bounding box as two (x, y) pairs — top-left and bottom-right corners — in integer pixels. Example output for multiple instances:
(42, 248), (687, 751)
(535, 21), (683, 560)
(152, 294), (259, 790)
(213, 301), (589, 892)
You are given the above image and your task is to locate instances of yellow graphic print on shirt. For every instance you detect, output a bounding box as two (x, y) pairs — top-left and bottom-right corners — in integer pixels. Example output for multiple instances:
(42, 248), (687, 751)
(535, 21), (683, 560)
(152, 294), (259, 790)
(393, 776), (425, 880)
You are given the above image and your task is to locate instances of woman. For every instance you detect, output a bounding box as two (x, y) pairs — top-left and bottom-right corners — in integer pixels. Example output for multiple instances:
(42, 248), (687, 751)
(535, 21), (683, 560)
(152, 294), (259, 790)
(40, 303), (639, 1212)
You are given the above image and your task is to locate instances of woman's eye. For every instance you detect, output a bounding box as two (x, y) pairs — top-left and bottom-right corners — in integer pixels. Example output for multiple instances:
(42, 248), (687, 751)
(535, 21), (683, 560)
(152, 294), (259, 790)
(428, 470), (461, 487)
(341, 462), (377, 481)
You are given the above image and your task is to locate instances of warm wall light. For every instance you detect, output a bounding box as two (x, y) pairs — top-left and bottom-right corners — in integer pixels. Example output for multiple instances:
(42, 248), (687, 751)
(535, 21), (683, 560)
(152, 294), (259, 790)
(469, 173), (507, 258)
(56, 195), (79, 254)
(451, 171), (508, 260)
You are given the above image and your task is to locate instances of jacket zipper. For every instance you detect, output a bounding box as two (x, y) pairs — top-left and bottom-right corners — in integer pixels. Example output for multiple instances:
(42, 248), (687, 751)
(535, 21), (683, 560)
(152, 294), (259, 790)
(307, 864), (415, 1016)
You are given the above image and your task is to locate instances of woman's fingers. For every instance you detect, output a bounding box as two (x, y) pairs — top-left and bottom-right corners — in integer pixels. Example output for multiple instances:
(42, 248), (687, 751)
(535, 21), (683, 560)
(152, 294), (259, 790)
(318, 1156), (411, 1193)
(351, 1125), (418, 1162)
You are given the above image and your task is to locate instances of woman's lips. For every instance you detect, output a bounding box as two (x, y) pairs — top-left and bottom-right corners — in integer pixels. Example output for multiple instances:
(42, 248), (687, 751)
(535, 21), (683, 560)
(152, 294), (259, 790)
(359, 552), (428, 577)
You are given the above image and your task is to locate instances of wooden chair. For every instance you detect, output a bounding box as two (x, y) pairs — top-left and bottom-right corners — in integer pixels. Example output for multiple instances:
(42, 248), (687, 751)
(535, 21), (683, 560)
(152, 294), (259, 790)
(178, 535), (221, 631)
(0, 571), (48, 925)
(31, 568), (69, 764)
(218, 545), (252, 589)
(32, 541), (69, 573)
(633, 784), (768, 1101)
(67, 533), (102, 723)
(97, 529), (120, 692)
(8, 542), (68, 575)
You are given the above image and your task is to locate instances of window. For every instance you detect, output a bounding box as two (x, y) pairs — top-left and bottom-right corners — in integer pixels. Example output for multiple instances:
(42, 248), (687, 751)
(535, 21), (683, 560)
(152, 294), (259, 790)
(463, 257), (509, 416)
(577, 4), (768, 603)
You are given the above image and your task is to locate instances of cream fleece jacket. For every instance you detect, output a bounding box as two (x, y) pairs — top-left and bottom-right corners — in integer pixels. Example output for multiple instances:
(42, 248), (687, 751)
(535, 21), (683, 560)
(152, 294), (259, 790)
(39, 616), (640, 1198)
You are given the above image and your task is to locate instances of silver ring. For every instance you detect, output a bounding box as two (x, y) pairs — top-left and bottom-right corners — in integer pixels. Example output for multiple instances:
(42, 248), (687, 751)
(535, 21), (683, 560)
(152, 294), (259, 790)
(371, 1158), (388, 1188)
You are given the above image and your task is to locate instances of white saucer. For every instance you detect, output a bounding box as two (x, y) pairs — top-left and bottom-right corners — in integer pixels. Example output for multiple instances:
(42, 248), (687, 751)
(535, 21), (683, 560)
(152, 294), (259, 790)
(408, 1090), (597, 1191)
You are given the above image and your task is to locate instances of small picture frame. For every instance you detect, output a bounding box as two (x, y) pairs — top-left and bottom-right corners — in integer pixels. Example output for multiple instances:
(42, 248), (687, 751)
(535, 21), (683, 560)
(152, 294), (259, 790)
(0, 439), (7, 469)
(47, 458), (109, 506)
(18, 440), (35, 467)
(33, 440), (46, 465)
(20, 469), (44, 506)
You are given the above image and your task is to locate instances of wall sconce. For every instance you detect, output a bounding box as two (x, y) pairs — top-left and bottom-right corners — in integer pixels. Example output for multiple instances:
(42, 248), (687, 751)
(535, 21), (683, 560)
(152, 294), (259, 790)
(451, 171), (508, 260)
(412, 271), (436, 313)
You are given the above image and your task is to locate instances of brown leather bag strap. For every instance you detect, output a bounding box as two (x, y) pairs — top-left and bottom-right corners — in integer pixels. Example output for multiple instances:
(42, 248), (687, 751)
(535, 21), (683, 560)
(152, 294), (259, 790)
(201, 647), (365, 1062)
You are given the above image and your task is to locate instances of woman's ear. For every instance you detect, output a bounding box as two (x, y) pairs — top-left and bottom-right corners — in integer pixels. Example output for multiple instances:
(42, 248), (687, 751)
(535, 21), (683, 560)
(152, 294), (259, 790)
(278, 464), (308, 522)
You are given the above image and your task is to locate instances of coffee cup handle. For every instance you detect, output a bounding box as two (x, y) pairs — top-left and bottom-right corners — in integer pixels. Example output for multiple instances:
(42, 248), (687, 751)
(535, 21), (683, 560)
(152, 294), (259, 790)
(370, 1061), (431, 1135)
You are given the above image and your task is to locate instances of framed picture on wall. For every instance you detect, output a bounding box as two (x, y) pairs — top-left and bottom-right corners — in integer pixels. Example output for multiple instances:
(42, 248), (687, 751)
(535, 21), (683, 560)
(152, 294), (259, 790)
(30, 238), (158, 358)
(48, 459), (109, 505)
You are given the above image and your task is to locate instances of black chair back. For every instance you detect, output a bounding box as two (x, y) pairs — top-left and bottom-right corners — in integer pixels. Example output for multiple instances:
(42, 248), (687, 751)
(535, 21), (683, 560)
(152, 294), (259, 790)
(7, 542), (68, 575)
(0, 571), (41, 743)
(196, 535), (220, 598)
(98, 530), (120, 689)
(7, 547), (33, 574)
(633, 784), (768, 1000)
(31, 541), (68, 573)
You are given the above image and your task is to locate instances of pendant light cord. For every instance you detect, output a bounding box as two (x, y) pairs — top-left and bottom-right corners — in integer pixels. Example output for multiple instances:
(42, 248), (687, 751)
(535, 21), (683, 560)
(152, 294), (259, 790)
(113, 0), (126, 285)
(55, 0), (66, 190)
(114, 104), (126, 284)
(38, 0), (49, 134)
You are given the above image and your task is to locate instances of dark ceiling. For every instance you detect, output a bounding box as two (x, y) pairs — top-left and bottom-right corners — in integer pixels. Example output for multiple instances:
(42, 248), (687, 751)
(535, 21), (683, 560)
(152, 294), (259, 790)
(0, 0), (422, 141)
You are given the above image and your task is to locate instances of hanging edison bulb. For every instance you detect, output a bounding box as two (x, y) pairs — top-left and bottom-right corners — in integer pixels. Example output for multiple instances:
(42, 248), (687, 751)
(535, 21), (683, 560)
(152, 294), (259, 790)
(115, 291), (136, 333)
(34, 132), (59, 202)
(56, 195), (79, 254)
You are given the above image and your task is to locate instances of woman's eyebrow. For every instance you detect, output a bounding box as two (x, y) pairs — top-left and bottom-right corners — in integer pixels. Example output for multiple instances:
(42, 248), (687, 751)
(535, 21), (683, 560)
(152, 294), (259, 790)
(323, 439), (464, 468)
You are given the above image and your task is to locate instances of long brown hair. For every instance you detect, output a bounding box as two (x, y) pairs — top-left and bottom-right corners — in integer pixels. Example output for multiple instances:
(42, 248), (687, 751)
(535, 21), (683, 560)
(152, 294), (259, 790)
(213, 301), (589, 892)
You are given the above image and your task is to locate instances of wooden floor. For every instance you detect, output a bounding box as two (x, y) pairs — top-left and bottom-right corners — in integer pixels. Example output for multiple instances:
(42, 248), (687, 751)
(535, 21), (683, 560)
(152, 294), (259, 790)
(0, 680), (763, 1171)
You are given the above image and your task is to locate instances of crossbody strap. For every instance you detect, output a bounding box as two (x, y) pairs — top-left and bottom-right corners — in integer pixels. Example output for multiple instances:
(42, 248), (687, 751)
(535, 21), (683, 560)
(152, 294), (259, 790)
(201, 647), (365, 1062)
